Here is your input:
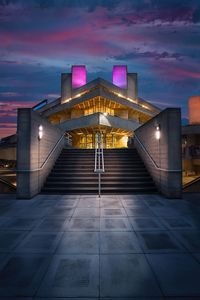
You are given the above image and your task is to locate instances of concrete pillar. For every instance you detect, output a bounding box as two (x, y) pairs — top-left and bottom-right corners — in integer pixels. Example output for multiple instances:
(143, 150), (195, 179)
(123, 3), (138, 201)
(127, 73), (138, 100)
(61, 73), (72, 104)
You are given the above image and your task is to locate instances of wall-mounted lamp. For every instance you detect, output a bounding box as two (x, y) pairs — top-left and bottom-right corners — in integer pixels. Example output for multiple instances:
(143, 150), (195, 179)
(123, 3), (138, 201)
(155, 124), (161, 140)
(38, 125), (43, 140)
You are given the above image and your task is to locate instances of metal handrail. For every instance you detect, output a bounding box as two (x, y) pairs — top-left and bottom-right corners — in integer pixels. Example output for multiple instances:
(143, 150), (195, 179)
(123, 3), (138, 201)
(94, 133), (105, 197)
(134, 134), (182, 172)
(0, 176), (16, 190)
(17, 133), (69, 173)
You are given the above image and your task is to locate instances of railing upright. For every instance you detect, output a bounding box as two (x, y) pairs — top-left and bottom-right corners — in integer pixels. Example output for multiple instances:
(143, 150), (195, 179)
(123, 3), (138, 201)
(94, 132), (105, 197)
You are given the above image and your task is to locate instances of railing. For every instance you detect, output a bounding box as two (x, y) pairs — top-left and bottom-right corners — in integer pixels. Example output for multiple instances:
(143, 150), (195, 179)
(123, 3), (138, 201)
(134, 134), (182, 172)
(0, 176), (16, 190)
(17, 133), (71, 173)
(94, 132), (105, 197)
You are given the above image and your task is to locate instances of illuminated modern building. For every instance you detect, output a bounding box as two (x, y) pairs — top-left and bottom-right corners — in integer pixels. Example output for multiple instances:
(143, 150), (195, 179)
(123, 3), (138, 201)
(0, 65), (182, 199)
(37, 65), (160, 148)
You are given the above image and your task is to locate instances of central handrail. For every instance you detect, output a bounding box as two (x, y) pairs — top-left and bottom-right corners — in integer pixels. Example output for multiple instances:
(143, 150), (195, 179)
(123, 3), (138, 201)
(134, 133), (181, 172)
(94, 132), (105, 197)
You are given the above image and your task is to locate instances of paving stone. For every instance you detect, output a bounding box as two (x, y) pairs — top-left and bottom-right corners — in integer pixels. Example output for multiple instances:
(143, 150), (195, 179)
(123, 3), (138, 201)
(100, 199), (122, 208)
(100, 254), (162, 297)
(73, 208), (100, 218)
(100, 232), (142, 253)
(15, 232), (62, 253)
(122, 199), (148, 207)
(160, 217), (195, 230)
(0, 230), (29, 252)
(100, 207), (127, 217)
(34, 217), (69, 232)
(172, 230), (200, 252)
(136, 231), (185, 253)
(55, 199), (78, 207)
(37, 254), (99, 297)
(0, 254), (50, 297)
(78, 199), (99, 208)
(129, 217), (165, 231)
(67, 218), (100, 231)
(1, 217), (39, 230)
(47, 207), (75, 217)
(56, 232), (99, 254)
(125, 207), (154, 217)
(100, 218), (132, 231)
(147, 253), (200, 297)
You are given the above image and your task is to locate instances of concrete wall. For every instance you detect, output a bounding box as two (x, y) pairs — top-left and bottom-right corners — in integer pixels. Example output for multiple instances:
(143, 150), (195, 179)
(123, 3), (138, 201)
(17, 108), (66, 199)
(0, 147), (16, 160)
(134, 108), (182, 198)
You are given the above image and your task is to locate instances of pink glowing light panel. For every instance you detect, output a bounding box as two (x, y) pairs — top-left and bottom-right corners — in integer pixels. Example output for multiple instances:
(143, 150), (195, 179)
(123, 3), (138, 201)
(112, 65), (127, 89)
(72, 65), (86, 89)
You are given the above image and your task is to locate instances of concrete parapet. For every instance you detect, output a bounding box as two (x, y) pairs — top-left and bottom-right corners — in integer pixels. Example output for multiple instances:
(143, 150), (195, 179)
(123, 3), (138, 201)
(17, 108), (66, 199)
(134, 108), (182, 198)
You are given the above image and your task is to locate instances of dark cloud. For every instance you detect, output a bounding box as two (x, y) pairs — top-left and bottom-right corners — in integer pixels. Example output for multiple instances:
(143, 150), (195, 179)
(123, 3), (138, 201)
(0, 0), (200, 137)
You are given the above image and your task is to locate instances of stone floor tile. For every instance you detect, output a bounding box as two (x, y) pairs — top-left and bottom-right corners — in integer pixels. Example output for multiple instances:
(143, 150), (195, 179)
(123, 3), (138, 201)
(0, 254), (50, 297)
(47, 207), (75, 217)
(67, 218), (100, 231)
(56, 232), (99, 254)
(136, 231), (186, 253)
(148, 206), (185, 217)
(73, 208), (100, 218)
(100, 218), (132, 231)
(15, 231), (63, 254)
(1, 217), (39, 230)
(100, 232), (142, 253)
(37, 254), (99, 297)
(34, 217), (69, 232)
(159, 217), (195, 230)
(125, 207), (155, 217)
(129, 217), (165, 231)
(78, 199), (100, 208)
(0, 230), (29, 252)
(122, 199), (149, 208)
(55, 199), (79, 208)
(100, 199), (122, 208)
(146, 253), (200, 297)
(172, 230), (200, 252)
(100, 254), (162, 297)
(100, 207), (127, 217)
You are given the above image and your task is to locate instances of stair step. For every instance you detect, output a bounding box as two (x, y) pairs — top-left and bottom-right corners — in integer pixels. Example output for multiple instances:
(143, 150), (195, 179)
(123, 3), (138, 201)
(42, 148), (157, 194)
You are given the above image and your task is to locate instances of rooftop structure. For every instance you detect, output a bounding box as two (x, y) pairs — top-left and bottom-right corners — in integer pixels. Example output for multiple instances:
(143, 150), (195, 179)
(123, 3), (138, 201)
(36, 65), (160, 148)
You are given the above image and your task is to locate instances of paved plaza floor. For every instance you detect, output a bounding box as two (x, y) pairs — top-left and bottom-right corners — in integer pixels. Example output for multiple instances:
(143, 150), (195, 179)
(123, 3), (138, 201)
(0, 193), (200, 299)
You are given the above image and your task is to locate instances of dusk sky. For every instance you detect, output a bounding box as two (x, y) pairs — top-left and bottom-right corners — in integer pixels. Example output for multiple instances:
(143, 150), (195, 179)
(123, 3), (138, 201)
(0, 0), (200, 138)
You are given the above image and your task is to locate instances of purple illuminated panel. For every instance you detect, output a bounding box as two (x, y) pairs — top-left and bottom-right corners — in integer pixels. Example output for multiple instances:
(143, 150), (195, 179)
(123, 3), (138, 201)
(72, 65), (86, 89)
(112, 65), (127, 89)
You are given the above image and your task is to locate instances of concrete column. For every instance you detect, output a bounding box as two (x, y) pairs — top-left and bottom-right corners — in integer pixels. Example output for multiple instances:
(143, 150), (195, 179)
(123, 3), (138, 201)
(127, 73), (138, 100)
(61, 73), (72, 103)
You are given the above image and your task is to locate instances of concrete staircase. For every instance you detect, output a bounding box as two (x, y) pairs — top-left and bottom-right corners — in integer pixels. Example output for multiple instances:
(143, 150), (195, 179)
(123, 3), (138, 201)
(42, 148), (157, 194)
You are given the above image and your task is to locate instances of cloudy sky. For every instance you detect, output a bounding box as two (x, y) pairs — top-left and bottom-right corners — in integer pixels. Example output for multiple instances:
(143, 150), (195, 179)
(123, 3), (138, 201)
(0, 0), (200, 138)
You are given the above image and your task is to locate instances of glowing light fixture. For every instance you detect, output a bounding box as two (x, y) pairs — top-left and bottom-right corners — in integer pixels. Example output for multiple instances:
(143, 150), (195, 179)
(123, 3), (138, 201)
(103, 112), (108, 116)
(155, 124), (161, 140)
(72, 65), (86, 89)
(112, 65), (127, 89)
(38, 125), (43, 140)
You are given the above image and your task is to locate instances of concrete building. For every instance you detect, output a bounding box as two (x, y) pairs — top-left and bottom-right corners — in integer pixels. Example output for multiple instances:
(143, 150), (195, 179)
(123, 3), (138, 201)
(36, 65), (160, 148)
(0, 65), (182, 199)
